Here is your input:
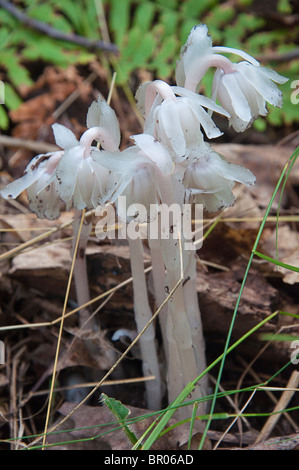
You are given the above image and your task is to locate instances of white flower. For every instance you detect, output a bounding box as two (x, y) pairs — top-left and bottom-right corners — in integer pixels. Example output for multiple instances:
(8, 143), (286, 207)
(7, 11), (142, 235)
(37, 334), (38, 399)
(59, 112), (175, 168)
(135, 80), (230, 163)
(212, 62), (288, 132)
(176, 24), (288, 131)
(92, 133), (173, 222)
(86, 94), (121, 150)
(183, 144), (255, 212)
(51, 124), (111, 211)
(0, 150), (64, 219)
(52, 97), (121, 210)
(176, 24), (259, 92)
(0, 98), (121, 218)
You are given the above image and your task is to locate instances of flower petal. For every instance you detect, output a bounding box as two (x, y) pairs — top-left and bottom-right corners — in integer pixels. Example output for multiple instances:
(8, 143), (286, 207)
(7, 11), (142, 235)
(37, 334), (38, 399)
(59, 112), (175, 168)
(54, 146), (84, 203)
(43, 187), (62, 220)
(212, 46), (259, 66)
(91, 147), (149, 173)
(172, 86), (230, 117)
(175, 59), (186, 88)
(187, 99), (223, 139)
(86, 95), (121, 149)
(236, 62), (284, 107)
(221, 73), (252, 123)
(104, 172), (132, 205)
(135, 81), (151, 117)
(52, 123), (78, 150)
(159, 99), (186, 156)
(211, 152), (256, 186)
(27, 174), (60, 220)
(0, 165), (45, 199)
(89, 160), (110, 206)
(177, 24), (213, 89)
(257, 66), (289, 84)
(131, 133), (173, 174)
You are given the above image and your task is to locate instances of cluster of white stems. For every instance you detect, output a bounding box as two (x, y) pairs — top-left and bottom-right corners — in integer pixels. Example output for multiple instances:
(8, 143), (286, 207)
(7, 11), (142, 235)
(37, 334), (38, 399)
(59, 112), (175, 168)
(1, 25), (287, 418)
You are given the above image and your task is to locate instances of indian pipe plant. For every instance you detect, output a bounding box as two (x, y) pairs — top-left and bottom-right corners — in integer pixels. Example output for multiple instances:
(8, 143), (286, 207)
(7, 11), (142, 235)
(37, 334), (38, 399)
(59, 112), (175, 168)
(0, 25), (287, 420)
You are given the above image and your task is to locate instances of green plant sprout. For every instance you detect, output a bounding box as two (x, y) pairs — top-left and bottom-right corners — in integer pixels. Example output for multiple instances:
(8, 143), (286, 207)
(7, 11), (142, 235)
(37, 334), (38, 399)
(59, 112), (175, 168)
(100, 393), (140, 447)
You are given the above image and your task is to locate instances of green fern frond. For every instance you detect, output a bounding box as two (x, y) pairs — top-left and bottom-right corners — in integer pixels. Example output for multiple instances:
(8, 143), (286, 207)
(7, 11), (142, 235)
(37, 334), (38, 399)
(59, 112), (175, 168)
(0, 0), (297, 130)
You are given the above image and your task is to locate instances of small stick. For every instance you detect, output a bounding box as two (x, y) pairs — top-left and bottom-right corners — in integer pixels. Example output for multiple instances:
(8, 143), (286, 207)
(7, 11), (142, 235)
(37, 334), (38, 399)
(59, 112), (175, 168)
(0, 135), (58, 153)
(42, 210), (86, 449)
(0, 0), (118, 54)
(254, 370), (299, 444)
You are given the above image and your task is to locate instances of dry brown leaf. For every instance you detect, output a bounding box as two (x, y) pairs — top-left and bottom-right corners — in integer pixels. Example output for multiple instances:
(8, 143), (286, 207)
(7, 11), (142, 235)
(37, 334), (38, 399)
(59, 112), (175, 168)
(10, 241), (71, 275)
(0, 212), (69, 243)
(31, 335), (115, 373)
(262, 224), (299, 284)
(228, 432), (299, 450)
(0, 374), (9, 388)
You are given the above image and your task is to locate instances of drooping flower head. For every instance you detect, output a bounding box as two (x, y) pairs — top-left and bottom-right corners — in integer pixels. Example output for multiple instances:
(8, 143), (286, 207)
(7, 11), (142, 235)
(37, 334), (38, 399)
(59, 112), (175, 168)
(176, 24), (288, 131)
(183, 143), (256, 212)
(0, 149), (64, 219)
(0, 97), (121, 218)
(86, 94), (121, 149)
(52, 96), (121, 211)
(52, 124), (111, 211)
(135, 79), (230, 163)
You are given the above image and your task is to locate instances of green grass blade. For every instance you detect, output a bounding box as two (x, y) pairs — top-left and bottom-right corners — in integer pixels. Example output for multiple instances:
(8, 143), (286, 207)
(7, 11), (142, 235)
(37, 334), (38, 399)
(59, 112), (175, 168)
(141, 310), (279, 450)
(253, 250), (299, 272)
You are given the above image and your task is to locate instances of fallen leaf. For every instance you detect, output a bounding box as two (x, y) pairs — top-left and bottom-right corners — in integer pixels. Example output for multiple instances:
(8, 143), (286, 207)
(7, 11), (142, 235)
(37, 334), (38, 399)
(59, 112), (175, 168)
(262, 224), (299, 284)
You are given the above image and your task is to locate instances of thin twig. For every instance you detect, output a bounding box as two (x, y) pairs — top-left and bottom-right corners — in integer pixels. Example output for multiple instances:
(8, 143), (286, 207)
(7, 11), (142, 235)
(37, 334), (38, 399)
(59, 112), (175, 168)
(41, 210), (86, 449)
(213, 389), (257, 450)
(257, 48), (299, 63)
(254, 370), (299, 445)
(0, 0), (118, 54)
(0, 210), (95, 263)
(22, 375), (156, 401)
(0, 135), (59, 153)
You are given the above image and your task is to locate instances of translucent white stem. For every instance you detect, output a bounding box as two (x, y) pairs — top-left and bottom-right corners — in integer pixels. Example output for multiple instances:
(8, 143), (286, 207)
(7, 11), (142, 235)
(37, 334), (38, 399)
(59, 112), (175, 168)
(155, 173), (208, 419)
(183, 250), (208, 394)
(145, 80), (177, 116)
(79, 126), (119, 154)
(184, 53), (235, 92)
(72, 210), (96, 331)
(128, 236), (162, 410)
(161, 235), (206, 419)
(147, 230), (167, 345)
